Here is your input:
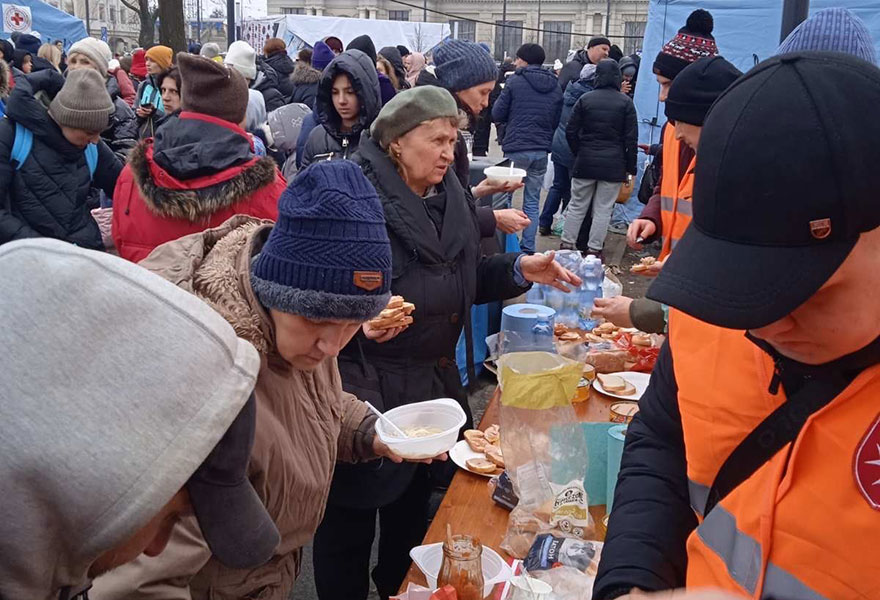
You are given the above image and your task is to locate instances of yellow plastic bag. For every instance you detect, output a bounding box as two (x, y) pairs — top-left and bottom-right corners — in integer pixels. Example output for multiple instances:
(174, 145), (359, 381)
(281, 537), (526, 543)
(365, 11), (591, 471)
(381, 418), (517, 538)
(498, 352), (595, 558)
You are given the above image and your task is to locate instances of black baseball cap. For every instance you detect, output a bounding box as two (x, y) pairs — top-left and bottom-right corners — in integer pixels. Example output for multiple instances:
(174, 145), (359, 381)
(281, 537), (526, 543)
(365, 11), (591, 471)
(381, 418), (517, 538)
(649, 52), (880, 330)
(187, 394), (280, 569)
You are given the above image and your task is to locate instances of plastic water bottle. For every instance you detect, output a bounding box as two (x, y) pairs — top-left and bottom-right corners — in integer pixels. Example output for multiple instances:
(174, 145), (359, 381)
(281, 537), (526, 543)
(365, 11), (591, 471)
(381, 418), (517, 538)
(526, 282), (544, 305)
(578, 255), (604, 331)
(533, 314), (556, 352)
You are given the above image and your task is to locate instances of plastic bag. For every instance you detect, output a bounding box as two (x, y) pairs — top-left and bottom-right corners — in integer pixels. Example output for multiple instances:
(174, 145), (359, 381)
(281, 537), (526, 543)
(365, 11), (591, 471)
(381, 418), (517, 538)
(497, 352), (594, 558)
(524, 534), (602, 575)
(543, 156), (554, 190)
(614, 332), (662, 373)
(601, 272), (622, 299)
(524, 535), (603, 600)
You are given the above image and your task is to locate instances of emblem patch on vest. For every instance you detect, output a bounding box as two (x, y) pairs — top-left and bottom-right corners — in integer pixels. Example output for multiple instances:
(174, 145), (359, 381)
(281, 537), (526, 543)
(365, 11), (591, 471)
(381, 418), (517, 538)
(353, 271), (383, 291)
(854, 413), (880, 510)
(809, 218), (832, 240)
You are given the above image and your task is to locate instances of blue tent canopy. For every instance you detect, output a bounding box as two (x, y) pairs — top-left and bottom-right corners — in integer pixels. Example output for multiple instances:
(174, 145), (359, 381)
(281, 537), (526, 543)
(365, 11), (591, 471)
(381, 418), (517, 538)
(634, 0), (880, 148)
(0, 0), (87, 51)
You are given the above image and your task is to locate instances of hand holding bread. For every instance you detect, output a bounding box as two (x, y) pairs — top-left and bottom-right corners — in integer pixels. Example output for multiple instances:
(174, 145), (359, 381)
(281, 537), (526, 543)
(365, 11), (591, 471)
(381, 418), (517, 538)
(363, 296), (416, 343)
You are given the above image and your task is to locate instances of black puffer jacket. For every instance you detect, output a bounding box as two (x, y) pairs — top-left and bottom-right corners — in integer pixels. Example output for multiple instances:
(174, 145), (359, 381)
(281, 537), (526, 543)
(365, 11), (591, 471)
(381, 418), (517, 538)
(329, 132), (528, 508)
(0, 71), (122, 247)
(288, 61), (321, 109)
(252, 61), (287, 113)
(566, 59), (637, 182)
(264, 50), (295, 98)
(300, 50), (380, 168)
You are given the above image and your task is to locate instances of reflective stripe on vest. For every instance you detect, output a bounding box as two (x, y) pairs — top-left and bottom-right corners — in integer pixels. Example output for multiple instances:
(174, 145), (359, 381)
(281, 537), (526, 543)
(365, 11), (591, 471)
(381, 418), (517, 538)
(660, 195), (692, 216)
(688, 477), (710, 517)
(658, 125), (695, 261)
(696, 505), (829, 599)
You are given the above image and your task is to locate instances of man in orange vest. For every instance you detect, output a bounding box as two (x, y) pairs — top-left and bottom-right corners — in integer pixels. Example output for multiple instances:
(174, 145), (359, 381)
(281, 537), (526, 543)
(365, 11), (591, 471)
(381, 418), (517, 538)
(594, 50), (880, 600)
(592, 10), (718, 333)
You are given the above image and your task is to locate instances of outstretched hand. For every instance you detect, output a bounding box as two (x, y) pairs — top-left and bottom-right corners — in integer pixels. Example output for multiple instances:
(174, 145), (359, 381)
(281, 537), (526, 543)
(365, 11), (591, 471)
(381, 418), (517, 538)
(519, 251), (582, 292)
(473, 178), (524, 199)
(494, 208), (531, 234)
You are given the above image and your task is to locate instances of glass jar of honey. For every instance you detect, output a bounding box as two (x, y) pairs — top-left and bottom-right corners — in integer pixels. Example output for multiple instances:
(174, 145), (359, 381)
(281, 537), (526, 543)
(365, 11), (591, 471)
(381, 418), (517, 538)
(437, 535), (484, 600)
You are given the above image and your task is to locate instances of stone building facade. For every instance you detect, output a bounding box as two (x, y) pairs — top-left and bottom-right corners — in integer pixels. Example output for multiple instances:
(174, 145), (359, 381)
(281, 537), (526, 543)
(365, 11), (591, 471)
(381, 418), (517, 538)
(47, 0), (140, 52)
(266, 0), (648, 61)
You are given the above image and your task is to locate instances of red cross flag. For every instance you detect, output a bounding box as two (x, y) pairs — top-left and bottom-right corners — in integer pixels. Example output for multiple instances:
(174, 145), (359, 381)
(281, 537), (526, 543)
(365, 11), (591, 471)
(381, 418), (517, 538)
(2, 3), (32, 33)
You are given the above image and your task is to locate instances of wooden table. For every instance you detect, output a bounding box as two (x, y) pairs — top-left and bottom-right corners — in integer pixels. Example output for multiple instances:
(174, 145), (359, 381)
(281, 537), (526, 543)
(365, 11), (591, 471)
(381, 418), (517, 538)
(400, 385), (620, 593)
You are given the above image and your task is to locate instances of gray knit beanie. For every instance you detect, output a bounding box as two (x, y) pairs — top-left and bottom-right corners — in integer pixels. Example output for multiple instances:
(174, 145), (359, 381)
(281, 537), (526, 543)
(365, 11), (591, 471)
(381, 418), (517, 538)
(371, 86), (458, 149)
(48, 69), (114, 132)
(434, 39), (498, 92)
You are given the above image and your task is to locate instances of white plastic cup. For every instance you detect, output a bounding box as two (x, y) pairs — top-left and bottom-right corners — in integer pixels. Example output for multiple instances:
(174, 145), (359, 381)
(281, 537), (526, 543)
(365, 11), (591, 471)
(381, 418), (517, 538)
(508, 575), (552, 599)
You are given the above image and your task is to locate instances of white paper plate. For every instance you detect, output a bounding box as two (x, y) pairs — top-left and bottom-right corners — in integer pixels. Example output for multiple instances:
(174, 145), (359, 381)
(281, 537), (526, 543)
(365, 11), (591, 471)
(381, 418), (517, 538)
(592, 371), (651, 401)
(449, 440), (502, 478)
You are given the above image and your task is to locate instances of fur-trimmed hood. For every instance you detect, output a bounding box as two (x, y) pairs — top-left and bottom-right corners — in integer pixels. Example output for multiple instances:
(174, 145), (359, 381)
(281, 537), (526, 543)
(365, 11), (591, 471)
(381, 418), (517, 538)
(128, 113), (279, 221)
(141, 215), (275, 353)
(129, 140), (278, 221)
(291, 60), (321, 85)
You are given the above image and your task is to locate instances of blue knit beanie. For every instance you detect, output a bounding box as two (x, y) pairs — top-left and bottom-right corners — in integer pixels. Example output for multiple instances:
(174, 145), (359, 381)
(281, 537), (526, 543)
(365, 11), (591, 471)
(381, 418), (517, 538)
(311, 41), (335, 71)
(251, 161), (392, 321)
(434, 39), (498, 92)
(777, 8), (876, 64)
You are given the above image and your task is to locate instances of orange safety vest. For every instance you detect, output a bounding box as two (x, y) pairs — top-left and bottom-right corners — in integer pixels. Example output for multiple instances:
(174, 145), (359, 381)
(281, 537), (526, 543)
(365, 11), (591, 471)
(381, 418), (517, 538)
(659, 125), (695, 261)
(669, 308), (880, 599)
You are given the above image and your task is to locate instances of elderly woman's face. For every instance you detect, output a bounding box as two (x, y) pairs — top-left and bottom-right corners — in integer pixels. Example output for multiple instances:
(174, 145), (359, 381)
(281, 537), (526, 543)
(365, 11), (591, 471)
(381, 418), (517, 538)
(391, 118), (458, 192)
(270, 310), (362, 370)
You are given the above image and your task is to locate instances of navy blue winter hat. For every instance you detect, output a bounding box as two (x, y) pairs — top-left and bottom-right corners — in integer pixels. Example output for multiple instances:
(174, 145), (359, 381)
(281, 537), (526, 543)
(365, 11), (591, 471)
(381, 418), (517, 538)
(777, 7), (876, 64)
(434, 39), (498, 92)
(251, 161), (392, 321)
(16, 34), (41, 55)
(311, 41), (334, 70)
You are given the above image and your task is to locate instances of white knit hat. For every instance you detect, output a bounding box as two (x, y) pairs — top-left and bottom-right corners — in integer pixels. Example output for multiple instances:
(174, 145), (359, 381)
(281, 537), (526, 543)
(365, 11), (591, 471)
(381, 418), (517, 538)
(224, 40), (257, 80)
(68, 37), (112, 75)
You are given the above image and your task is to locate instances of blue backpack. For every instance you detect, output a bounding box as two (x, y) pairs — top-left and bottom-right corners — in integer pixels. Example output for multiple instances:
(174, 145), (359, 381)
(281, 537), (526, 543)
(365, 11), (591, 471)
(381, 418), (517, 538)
(10, 122), (98, 178)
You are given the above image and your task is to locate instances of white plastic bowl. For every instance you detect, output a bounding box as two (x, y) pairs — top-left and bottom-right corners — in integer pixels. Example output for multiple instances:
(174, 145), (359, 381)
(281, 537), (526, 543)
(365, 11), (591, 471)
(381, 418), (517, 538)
(374, 398), (466, 460)
(484, 165), (527, 185)
(409, 542), (513, 596)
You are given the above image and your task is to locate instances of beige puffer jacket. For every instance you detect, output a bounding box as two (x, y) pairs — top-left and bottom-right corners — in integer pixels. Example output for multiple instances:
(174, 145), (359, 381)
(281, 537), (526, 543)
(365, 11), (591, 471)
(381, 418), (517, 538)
(91, 216), (377, 600)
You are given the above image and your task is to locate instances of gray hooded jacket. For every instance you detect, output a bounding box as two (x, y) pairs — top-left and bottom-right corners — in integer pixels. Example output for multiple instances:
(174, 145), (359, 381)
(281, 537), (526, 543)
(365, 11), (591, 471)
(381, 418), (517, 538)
(0, 238), (260, 600)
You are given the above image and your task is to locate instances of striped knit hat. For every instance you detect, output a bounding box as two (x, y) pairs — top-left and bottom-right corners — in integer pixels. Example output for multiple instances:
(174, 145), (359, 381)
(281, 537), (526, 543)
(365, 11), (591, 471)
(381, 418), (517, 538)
(653, 9), (718, 80)
(251, 160), (392, 321)
(777, 7), (876, 65)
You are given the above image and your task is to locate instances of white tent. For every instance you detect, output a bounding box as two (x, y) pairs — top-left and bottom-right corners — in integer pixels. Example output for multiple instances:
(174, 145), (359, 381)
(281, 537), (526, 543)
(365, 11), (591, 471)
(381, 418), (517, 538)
(241, 14), (450, 56)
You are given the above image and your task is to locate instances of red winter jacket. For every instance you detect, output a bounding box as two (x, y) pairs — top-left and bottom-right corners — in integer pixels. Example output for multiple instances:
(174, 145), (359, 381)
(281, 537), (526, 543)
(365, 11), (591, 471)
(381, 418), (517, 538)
(112, 112), (285, 262)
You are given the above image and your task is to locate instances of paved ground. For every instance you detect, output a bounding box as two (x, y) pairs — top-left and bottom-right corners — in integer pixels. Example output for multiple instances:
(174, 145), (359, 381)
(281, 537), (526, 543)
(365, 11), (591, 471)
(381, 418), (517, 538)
(292, 139), (659, 600)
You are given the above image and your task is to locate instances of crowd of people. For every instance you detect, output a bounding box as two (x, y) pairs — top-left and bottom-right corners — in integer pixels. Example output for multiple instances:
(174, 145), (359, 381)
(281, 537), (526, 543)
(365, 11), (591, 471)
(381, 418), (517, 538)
(3, 6), (880, 600)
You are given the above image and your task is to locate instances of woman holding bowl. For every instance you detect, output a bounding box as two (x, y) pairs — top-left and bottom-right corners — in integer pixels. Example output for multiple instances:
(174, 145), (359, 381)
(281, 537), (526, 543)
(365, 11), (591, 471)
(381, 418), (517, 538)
(313, 86), (581, 600)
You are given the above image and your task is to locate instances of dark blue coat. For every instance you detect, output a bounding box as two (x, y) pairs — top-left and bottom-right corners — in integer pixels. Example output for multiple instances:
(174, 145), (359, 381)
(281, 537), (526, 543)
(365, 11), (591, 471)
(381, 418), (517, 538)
(550, 75), (595, 168)
(492, 65), (562, 154)
(0, 71), (121, 248)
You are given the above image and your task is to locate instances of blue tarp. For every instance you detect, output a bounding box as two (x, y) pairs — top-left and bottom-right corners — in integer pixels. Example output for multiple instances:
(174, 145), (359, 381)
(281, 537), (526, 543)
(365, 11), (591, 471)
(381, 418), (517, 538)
(0, 0), (87, 50)
(634, 0), (880, 151)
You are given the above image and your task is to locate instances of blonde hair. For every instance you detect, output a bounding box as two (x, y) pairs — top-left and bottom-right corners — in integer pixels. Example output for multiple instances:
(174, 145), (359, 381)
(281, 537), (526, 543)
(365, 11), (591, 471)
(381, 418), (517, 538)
(376, 56), (399, 90)
(38, 43), (61, 71)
